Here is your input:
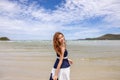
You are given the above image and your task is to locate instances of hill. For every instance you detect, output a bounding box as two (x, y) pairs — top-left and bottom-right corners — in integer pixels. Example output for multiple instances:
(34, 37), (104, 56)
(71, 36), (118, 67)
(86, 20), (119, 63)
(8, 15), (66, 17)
(0, 37), (10, 41)
(85, 34), (120, 40)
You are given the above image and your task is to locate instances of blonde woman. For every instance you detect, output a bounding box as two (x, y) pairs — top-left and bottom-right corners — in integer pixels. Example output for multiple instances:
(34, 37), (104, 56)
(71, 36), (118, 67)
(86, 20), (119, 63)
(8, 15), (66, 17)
(49, 32), (73, 80)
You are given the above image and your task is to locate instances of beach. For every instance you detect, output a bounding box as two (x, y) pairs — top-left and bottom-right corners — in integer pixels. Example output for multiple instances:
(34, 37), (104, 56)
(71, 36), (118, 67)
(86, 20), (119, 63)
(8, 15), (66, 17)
(0, 40), (120, 80)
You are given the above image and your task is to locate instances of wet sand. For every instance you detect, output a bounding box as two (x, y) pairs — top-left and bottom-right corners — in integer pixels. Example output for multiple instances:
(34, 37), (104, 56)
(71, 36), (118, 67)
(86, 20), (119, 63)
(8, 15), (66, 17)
(0, 40), (120, 80)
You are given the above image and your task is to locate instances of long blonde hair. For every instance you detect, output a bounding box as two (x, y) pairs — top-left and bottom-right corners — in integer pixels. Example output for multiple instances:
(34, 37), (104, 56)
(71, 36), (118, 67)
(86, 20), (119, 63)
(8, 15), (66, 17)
(53, 32), (66, 55)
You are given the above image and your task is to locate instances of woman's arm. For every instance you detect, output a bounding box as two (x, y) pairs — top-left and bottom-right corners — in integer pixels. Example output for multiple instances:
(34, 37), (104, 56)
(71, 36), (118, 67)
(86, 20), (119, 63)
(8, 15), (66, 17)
(53, 47), (64, 80)
(68, 58), (73, 65)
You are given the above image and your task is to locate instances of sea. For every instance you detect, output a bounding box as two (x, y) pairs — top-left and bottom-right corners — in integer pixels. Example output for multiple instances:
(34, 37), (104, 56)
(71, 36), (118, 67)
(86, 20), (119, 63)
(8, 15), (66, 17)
(0, 40), (120, 80)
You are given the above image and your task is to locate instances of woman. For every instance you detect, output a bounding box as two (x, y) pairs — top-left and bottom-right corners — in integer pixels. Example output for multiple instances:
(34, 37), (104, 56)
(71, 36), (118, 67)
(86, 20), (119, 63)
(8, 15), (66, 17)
(49, 32), (73, 80)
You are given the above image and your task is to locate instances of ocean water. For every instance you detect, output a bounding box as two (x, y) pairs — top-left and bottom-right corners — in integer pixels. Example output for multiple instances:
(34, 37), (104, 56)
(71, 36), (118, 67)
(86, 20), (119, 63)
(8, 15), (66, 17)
(0, 40), (120, 80)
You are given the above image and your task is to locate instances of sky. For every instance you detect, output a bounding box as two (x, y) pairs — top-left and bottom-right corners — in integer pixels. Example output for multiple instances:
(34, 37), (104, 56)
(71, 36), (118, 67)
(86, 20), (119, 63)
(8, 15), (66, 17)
(0, 0), (120, 40)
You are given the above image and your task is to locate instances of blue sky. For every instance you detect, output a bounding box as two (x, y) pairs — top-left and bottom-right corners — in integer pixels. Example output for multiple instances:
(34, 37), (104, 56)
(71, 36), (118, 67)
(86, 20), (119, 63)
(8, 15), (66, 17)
(0, 0), (120, 40)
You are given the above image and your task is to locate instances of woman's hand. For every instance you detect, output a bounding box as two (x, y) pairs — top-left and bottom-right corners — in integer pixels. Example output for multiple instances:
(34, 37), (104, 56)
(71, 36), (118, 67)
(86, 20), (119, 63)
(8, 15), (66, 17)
(53, 75), (58, 80)
(68, 58), (73, 65)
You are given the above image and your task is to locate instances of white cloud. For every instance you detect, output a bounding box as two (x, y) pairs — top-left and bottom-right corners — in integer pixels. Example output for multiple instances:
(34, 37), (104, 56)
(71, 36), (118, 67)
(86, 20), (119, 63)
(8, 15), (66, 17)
(1, 0), (119, 23)
(1, 0), (119, 25)
(0, 0), (17, 12)
(63, 26), (102, 39)
(0, 0), (120, 40)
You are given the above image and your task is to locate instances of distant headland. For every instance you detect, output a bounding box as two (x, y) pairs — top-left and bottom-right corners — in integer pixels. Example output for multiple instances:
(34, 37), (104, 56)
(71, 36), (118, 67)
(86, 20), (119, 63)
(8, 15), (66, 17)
(0, 37), (10, 41)
(84, 34), (120, 40)
(78, 34), (120, 40)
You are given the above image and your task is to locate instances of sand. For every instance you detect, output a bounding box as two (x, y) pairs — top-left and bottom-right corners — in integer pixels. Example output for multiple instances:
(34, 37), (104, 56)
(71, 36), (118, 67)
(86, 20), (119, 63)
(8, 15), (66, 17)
(0, 40), (120, 80)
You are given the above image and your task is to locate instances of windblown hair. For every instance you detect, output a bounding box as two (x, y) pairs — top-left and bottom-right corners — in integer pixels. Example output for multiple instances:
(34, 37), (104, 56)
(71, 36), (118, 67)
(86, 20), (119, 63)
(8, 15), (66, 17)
(53, 32), (66, 55)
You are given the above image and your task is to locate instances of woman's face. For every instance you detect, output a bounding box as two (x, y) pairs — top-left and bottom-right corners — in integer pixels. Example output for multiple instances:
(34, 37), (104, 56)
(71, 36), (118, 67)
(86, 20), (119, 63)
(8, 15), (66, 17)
(58, 34), (65, 44)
